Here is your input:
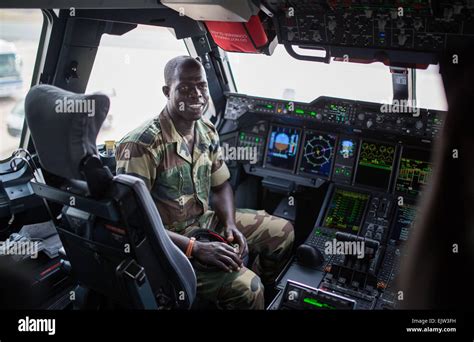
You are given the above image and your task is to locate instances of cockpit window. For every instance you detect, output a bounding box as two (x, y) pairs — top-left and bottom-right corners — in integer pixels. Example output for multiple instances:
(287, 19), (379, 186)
(226, 44), (447, 111)
(415, 65), (448, 111)
(86, 25), (189, 144)
(227, 45), (392, 103)
(0, 9), (43, 160)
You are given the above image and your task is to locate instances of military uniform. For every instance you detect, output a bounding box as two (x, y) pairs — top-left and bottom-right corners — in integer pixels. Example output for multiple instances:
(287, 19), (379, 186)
(116, 108), (294, 309)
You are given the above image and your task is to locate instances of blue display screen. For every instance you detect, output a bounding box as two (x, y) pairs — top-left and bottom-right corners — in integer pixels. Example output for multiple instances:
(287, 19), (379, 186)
(265, 125), (300, 171)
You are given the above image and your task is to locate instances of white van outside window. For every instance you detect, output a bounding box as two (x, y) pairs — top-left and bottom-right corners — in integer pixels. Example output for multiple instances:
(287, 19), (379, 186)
(0, 39), (23, 98)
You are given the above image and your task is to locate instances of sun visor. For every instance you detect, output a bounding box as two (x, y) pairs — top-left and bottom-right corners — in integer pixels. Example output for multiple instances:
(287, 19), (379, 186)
(205, 15), (276, 55)
(161, 0), (259, 22)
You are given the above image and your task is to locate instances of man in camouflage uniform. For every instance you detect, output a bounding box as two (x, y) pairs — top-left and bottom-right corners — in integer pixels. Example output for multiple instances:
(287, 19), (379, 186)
(116, 56), (294, 309)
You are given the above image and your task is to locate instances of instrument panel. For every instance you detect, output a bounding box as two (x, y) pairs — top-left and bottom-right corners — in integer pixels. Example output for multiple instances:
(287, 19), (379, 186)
(263, 0), (474, 65)
(225, 92), (438, 194)
(225, 93), (444, 140)
(223, 92), (437, 310)
(233, 125), (433, 201)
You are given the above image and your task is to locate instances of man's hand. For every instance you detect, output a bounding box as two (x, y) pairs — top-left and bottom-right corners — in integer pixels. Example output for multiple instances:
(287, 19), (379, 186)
(224, 225), (249, 259)
(193, 240), (243, 272)
(210, 181), (248, 257)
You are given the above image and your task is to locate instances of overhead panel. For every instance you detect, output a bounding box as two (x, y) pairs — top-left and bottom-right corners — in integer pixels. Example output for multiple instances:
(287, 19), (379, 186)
(0, 0), (163, 9)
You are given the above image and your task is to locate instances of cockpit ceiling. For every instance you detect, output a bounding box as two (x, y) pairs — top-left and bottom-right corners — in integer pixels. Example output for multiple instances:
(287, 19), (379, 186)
(0, 0), (165, 9)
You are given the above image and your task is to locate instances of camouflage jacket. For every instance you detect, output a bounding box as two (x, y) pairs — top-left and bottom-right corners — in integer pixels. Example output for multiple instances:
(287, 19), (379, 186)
(116, 108), (230, 233)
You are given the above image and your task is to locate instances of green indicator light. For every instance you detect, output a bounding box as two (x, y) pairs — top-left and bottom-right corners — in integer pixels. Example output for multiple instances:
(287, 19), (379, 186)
(255, 138), (260, 142)
(310, 111), (316, 116)
(358, 162), (392, 171)
(266, 104), (274, 109)
(303, 298), (335, 309)
(296, 109), (305, 114)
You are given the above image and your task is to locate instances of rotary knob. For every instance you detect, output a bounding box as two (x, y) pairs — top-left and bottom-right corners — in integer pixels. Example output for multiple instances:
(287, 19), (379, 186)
(358, 113), (365, 121)
(366, 119), (374, 129)
(415, 120), (424, 130)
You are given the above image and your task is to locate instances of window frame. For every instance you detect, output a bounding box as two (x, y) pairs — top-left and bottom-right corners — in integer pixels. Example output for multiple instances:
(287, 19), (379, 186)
(20, 10), (54, 154)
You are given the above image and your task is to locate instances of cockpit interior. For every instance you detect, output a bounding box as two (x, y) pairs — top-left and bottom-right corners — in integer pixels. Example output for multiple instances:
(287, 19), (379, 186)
(0, 1), (473, 329)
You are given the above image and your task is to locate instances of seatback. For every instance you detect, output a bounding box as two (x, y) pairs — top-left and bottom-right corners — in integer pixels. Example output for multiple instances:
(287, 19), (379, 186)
(25, 84), (196, 309)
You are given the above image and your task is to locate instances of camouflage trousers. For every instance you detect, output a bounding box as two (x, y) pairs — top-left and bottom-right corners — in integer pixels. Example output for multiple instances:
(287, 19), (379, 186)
(182, 208), (294, 310)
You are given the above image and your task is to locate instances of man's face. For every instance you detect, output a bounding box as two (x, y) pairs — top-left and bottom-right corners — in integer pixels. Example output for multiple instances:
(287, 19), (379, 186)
(163, 61), (209, 122)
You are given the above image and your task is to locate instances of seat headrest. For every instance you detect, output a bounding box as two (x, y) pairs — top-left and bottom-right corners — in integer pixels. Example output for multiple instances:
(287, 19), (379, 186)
(25, 84), (110, 180)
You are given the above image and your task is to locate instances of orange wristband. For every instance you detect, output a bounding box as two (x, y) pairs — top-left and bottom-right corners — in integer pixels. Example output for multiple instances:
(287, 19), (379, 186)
(186, 237), (196, 258)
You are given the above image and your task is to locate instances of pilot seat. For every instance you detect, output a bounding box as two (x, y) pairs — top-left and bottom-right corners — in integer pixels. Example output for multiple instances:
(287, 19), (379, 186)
(24, 84), (196, 309)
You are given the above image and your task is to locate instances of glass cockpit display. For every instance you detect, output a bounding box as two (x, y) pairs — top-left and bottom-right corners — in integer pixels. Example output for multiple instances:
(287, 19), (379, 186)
(395, 148), (432, 198)
(355, 141), (395, 190)
(299, 131), (337, 177)
(332, 138), (358, 184)
(265, 125), (301, 171)
(323, 188), (370, 232)
(339, 139), (355, 159)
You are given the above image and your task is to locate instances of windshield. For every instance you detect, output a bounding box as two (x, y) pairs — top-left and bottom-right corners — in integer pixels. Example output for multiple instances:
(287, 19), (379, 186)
(86, 25), (190, 143)
(11, 98), (24, 117)
(226, 45), (447, 111)
(0, 9), (42, 160)
(0, 53), (19, 77)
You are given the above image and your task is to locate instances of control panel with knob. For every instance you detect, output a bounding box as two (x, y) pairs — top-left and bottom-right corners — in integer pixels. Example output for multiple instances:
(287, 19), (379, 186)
(278, 280), (356, 310)
(271, 0), (474, 56)
(225, 93), (445, 140)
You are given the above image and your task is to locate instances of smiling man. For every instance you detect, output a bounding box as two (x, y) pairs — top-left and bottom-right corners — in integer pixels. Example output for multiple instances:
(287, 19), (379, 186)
(115, 56), (294, 309)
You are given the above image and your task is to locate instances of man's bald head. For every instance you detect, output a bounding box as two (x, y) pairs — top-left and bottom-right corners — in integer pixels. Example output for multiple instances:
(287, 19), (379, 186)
(164, 55), (204, 86)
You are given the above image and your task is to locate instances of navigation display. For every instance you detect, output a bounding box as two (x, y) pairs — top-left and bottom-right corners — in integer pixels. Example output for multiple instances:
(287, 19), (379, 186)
(265, 125), (301, 171)
(299, 131), (337, 177)
(395, 147), (432, 198)
(355, 141), (395, 190)
(323, 188), (370, 232)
